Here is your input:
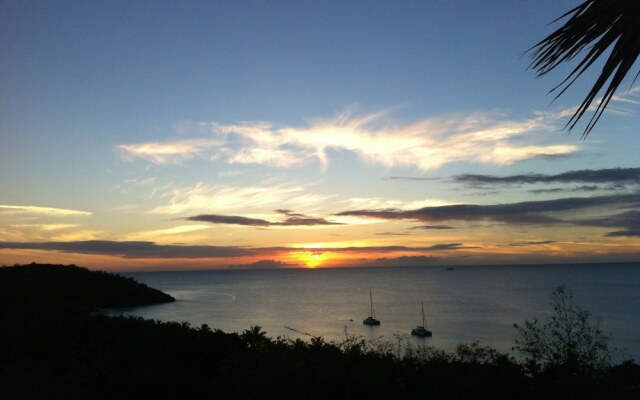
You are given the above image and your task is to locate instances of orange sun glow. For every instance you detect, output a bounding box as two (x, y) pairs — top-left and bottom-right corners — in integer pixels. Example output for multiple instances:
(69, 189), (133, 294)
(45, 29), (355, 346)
(294, 251), (327, 268)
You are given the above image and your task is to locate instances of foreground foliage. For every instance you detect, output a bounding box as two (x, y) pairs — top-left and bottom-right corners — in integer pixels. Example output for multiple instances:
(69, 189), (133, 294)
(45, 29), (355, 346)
(514, 285), (610, 372)
(530, 0), (640, 137)
(0, 264), (638, 399)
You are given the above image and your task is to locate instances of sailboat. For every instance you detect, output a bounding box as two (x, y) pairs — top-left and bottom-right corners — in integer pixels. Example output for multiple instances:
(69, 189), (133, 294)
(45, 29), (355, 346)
(411, 301), (432, 337)
(362, 288), (380, 326)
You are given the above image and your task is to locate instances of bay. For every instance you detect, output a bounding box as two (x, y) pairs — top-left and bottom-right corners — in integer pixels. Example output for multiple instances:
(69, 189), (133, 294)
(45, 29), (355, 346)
(111, 262), (640, 361)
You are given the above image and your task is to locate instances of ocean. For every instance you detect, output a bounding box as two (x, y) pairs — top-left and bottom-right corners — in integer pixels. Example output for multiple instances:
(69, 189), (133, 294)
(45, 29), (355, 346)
(111, 262), (640, 361)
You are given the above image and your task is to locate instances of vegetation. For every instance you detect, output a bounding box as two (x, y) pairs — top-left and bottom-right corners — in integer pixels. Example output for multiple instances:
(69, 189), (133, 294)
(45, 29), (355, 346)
(514, 285), (610, 372)
(513, 285), (622, 399)
(530, 0), (640, 137)
(0, 264), (638, 399)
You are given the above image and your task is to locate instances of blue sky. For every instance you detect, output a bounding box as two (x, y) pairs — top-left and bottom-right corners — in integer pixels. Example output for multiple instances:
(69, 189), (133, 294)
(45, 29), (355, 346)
(1, 0), (638, 270)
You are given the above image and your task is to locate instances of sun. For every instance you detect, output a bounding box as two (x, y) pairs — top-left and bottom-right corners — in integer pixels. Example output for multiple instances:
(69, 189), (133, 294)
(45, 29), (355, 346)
(292, 250), (327, 268)
(304, 252), (325, 268)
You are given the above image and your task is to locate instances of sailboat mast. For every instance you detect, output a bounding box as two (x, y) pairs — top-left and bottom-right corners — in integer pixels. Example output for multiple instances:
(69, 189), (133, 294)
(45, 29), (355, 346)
(421, 301), (426, 327)
(370, 288), (375, 317)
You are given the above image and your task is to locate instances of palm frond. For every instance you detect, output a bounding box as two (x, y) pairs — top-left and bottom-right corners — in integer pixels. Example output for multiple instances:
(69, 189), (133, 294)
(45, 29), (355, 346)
(529, 0), (640, 137)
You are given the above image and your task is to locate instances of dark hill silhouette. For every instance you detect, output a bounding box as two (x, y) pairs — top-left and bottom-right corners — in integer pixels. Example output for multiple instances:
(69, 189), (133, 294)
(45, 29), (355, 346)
(0, 263), (174, 309)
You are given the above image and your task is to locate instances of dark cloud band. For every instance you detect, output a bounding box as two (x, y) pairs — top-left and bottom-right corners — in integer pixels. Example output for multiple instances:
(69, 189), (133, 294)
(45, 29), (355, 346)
(453, 167), (640, 186)
(186, 211), (342, 226)
(0, 240), (469, 259)
(336, 193), (640, 226)
(0, 240), (259, 258)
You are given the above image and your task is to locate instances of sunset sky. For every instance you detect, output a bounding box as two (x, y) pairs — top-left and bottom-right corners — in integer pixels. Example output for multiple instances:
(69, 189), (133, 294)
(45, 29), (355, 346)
(1, 0), (638, 270)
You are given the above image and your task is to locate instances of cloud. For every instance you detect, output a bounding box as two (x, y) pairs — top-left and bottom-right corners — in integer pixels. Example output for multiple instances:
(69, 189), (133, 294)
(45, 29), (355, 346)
(0, 240), (469, 259)
(605, 230), (640, 237)
(340, 197), (455, 211)
(528, 185), (604, 194)
(507, 240), (557, 247)
(2, 224), (91, 242)
(536, 86), (640, 126)
(150, 182), (335, 215)
(410, 225), (455, 230)
(0, 240), (258, 258)
(185, 209), (342, 227)
(314, 243), (469, 253)
(9, 223), (80, 231)
(50, 230), (104, 242)
(576, 210), (640, 237)
(185, 214), (272, 227)
(119, 109), (579, 171)
(0, 205), (91, 217)
(452, 167), (640, 187)
(117, 139), (221, 164)
(123, 177), (157, 186)
(336, 192), (640, 226)
(123, 225), (212, 241)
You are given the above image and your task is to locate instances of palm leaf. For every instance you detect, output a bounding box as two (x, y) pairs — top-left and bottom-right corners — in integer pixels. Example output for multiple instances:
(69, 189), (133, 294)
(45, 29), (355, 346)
(529, 0), (640, 137)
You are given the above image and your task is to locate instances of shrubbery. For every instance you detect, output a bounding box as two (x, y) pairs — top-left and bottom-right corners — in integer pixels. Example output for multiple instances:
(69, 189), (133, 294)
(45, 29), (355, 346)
(1, 265), (638, 399)
(514, 285), (611, 374)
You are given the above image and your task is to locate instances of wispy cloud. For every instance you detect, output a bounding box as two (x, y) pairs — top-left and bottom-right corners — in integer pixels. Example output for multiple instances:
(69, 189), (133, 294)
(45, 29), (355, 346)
(2, 224), (85, 242)
(123, 177), (157, 186)
(0, 205), (91, 217)
(119, 108), (579, 171)
(605, 230), (640, 237)
(305, 243), (470, 253)
(150, 182), (335, 215)
(0, 240), (257, 258)
(527, 185), (603, 195)
(577, 210), (640, 237)
(336, 193), (640, 228)
(507, 240), (556, 247)
(186, 214), (273, 227)
(0, 240), (470, 259)
(452, 167), (640, 187)
(123, 224), (212, 241)
(186, 209), (342, 227)
(118, 139), (221, 164)
(410, 225), (455, 230)
(50, 230), (104, 242)
(535, 86), (640, 124)
(339, 197), (455, 211)
(9, 223), (80, 231)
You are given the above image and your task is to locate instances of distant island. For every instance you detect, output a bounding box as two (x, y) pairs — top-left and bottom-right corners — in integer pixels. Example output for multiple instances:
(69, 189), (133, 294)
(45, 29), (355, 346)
(0, 262), (174, 310)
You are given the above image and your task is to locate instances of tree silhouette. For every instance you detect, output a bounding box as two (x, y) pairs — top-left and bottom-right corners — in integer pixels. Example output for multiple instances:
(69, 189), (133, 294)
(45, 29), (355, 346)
(513, 285), (610, 374)
(530, 0), (640, 137)
(241, 325), (269, 348)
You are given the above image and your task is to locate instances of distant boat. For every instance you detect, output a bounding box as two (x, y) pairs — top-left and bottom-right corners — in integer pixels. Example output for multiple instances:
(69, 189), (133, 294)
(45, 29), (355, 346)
(411, 301), (432, 337)
(362, 288), (380, 326)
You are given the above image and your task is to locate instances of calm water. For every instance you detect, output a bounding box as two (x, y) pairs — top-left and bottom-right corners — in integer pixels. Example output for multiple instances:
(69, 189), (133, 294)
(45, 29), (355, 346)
(111, 263), (640, 361)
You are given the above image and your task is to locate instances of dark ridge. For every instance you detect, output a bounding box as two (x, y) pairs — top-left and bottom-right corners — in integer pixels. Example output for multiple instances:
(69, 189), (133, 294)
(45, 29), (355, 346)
(0, 263), (174, 309)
